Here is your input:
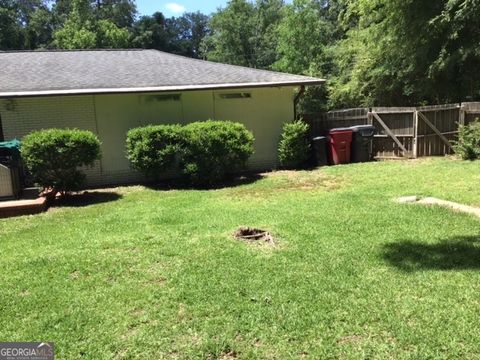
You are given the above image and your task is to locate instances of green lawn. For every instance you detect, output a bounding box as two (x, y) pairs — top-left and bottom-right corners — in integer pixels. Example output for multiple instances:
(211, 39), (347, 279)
(1, 158), (480, 359)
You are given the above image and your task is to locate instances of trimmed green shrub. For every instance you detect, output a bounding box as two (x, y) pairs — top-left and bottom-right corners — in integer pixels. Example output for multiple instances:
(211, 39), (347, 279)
(126, 124), (183, 178)
(126, 121), (255, 185)
(453, 119), (480, 160)
(278, 120), (311, 168)
(21, 129), (101, 193)
(180, 121), (255, 184)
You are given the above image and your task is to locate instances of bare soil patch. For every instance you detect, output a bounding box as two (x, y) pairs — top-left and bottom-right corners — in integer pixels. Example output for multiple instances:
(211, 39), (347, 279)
(234, 227), (276, 245)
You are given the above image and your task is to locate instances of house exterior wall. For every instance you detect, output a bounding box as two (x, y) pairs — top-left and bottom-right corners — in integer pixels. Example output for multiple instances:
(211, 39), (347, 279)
(0, 86), (296, 186)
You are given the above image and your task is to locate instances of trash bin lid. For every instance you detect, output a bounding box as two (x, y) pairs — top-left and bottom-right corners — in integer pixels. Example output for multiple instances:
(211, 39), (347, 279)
(350, 125), (376, 136)
(329, 127), (352, 133)
(350, 125), (376, 131)
(0, 139), (21, 160)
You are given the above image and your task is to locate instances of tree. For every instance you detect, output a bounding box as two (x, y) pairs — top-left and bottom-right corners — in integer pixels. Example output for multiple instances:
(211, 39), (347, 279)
(0, 1), (23, 50)
(165, 12), (210, 58)
(131, 11), (210, 58)
(329, 0), (480, 108)
(204, 0), (284, 68)
(204, 0), (257, 66)
(0, 0), (53, 50)
(131, 12), (169, 50)
(52, 0), (130, 49)
(274, 0), (342, 112)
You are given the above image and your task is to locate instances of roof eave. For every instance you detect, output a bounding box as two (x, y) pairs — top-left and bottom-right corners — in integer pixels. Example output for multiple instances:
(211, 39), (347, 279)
(0, 79), (326, 98)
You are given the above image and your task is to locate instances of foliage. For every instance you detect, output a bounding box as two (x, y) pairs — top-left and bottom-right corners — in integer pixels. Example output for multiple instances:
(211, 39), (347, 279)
(329, 0), (480, 108)
(21, 129), (101, 193)
(180, 121), (254, 185)
(203, 0), (284, 68)
(278, 120), (311, 168)
(453, 120), (480, 160)
(126, 124), (183, 179)
(126, 121), (254, 185)
(53, 0), (130, 49)
(132, 11), (210, 58)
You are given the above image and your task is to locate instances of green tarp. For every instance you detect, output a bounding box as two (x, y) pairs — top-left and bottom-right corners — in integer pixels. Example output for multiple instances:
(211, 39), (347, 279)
(0, 139), (21, 162)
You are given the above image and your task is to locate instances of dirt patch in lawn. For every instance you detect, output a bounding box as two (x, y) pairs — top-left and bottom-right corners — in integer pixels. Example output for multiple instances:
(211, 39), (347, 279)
(234, 227), (276, 246)
(227, 170), (343, 200)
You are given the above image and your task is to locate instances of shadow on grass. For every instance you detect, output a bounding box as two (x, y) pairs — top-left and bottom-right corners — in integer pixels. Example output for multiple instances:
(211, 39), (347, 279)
(146, 173), (265, 191)
(382, 236), (480, 271)
(53, 191), (123, 208)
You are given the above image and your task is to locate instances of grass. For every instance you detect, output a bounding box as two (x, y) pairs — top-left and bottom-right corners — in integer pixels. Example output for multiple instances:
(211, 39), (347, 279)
(1, 157), (480, 359)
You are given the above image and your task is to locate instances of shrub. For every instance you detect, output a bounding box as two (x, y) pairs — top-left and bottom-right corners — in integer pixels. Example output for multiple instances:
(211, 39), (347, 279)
(453, 119), (480, 160)
(180, 121), (255, 184)
(21, 129), (101, 193)
(126, 124), (183, 179)
(278, 120), (311, 168)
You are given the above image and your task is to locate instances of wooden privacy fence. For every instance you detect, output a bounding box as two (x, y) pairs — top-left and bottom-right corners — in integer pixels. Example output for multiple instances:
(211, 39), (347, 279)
(302, 102), (480, 159)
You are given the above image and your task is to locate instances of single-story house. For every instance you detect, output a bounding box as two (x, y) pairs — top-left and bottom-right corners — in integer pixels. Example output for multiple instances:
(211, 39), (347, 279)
(0, 49), (324, 186)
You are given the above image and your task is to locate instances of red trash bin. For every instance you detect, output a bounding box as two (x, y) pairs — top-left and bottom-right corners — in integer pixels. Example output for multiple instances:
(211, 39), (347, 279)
(327, 128), (353, 165)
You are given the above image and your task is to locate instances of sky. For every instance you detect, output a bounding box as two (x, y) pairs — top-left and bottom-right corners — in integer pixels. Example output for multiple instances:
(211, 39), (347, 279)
(136, 0), (229, 17)
(136, 0), (292, 17)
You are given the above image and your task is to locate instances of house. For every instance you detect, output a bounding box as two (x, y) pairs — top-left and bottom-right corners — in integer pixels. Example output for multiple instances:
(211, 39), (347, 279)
(0, 49), (324, 186)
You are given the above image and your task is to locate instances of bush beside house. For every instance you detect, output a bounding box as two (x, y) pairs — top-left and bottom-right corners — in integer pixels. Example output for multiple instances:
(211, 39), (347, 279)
(278, 120), (311, 169)
(454, 119), (480, 160)
(21, 129), (101, 194)
(126, 120), (254, 184)
(126, 124), (183, 179)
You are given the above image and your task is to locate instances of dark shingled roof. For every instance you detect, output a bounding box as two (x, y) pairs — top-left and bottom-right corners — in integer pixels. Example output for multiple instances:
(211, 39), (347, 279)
(0, 49), (324, 97)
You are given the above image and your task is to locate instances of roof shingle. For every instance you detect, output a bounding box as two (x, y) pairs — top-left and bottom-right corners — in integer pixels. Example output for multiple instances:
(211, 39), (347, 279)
(0, 49), (324, 97)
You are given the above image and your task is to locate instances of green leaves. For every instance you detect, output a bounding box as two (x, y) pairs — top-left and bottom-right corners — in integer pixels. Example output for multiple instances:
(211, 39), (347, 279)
(126, 121), (255, 185)
(278, 120), (311, 169)
(21, 128), (101, 193)
(453, 119), (480, 160)
(204, 0), (284, 68)
(126, 124), (183, 178)
(52, 0), (130, 49)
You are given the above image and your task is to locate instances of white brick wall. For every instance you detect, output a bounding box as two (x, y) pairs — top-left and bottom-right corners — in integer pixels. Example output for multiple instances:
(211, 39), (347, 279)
(0, 88), (296, 188)
(0, 96), (107, 186)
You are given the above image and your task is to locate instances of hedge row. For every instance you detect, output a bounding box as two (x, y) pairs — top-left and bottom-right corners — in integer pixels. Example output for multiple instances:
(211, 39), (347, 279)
(126, 120), (255, 184)
(20, 119), (313, 193)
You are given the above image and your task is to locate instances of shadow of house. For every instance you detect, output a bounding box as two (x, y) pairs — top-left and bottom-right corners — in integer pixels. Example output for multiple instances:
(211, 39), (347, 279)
(53, 191), (122, 208)
(382, 236), (480, 272)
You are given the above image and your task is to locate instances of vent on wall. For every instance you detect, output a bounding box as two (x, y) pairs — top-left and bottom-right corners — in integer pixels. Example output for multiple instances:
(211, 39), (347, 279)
(143, 94), (181, 103)
(218, 93), (252, 99)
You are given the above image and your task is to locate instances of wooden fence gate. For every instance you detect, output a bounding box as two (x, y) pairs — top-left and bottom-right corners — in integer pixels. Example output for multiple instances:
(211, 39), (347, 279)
(303, 102), (480, 159)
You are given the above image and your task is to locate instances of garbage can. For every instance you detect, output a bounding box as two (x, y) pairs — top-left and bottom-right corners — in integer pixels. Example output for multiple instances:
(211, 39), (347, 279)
(327, 128), (353, 165)
(350, 125), (376, 163)
(311, 136), (328, 166)
(0, 139), (22, 199)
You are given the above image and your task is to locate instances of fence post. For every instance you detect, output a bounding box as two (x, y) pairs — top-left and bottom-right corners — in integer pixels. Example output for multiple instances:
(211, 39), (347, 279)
(413, 110), (419, 158)
(459, 103), (466, 126)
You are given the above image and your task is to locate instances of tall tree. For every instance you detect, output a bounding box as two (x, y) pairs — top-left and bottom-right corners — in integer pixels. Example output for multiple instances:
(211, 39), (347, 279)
(131, 12), (169, 50)
(329, 0), (480, 108)
(52, 0), (130, 49)
(166, 12), (210, 58)
(274, 0), (342, 112)
(132, 11), (210, 58)
(204, 0), (284, 68)
(0, 0), (53, 50)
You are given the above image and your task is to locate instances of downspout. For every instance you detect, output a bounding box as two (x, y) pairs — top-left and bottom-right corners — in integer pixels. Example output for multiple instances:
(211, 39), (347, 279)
(293, 85), (306, 120)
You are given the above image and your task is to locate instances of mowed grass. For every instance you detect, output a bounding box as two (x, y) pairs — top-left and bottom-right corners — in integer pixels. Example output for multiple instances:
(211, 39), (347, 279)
(1, 157), (480, 359)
